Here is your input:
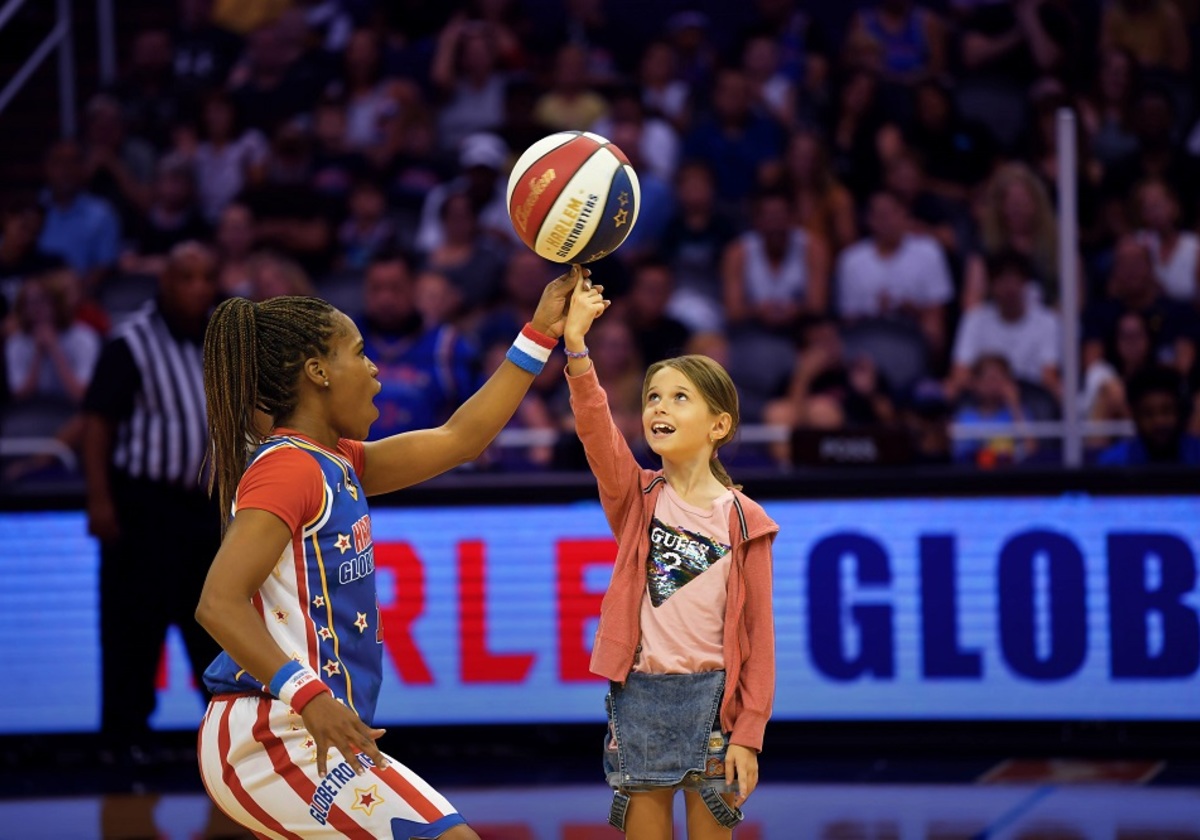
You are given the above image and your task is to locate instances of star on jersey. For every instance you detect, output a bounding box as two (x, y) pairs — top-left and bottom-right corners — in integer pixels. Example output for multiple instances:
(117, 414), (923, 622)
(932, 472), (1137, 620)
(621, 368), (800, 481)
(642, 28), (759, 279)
(354, 612), (369, 633)
(318, 626), (333, 641)
(313, 595), (325, 608)
(323, 659), (341, 677)
(302, 737), (315, 750)
(613, 208), (629, 228)
(346, 482), (359, 501)
(272, 607), (288, 624)
(352, 785), (383, 817)
(335, 533), (351, 554)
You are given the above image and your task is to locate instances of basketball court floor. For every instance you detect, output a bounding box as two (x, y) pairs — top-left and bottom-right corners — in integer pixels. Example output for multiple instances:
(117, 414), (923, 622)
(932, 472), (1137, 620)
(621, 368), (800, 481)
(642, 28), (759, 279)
(2, 746), (1197, 839)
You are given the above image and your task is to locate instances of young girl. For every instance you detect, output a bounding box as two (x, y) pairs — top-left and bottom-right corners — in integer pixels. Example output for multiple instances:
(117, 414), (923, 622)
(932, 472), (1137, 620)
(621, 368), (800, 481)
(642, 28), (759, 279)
(195, 268), (591, 838)
(562, 278), (778, 838)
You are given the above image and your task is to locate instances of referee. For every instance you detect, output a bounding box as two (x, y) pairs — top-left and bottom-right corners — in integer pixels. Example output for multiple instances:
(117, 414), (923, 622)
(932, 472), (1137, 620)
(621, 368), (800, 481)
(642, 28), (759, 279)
(82, 241), (222, 758)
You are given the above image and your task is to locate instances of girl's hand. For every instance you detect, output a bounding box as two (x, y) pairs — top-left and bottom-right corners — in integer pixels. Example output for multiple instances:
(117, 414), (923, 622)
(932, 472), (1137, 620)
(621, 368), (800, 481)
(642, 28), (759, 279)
(563, 270), (609, 345)
(725, 744), (759, 807)
(301, 692), (389, 778)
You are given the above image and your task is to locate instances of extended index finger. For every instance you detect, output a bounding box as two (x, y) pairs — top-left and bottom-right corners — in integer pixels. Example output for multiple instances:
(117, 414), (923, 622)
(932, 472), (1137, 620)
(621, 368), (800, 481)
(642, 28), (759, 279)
(315, 735), (330, 778)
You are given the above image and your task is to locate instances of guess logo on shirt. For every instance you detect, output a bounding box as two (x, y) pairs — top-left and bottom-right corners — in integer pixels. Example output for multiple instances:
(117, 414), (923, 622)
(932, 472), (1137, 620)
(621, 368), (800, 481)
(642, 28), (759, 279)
(646, 518), (730, 607)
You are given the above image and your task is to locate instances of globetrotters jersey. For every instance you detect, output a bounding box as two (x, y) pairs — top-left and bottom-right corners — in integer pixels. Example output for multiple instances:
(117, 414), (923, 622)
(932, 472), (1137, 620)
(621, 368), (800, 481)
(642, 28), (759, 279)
(203, 430), (384, 723)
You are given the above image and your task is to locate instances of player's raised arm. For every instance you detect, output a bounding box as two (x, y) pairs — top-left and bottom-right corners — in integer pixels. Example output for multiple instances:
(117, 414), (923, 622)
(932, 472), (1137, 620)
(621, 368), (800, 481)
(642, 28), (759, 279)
(359, 267), (600, 496)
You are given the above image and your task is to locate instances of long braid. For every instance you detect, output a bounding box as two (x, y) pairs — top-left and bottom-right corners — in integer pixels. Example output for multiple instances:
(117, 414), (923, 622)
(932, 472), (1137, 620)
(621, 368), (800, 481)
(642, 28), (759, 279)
(203, 295), (340, 532)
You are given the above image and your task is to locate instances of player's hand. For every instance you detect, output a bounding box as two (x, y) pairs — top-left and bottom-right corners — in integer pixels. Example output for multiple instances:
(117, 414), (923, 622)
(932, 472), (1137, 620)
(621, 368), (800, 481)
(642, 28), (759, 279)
(301, 692), (389, 778)
(530, 265), (590, 340)
(87, 494), (120, 543)
(564, 271), (610, 345)
(726, 744), (759, 807)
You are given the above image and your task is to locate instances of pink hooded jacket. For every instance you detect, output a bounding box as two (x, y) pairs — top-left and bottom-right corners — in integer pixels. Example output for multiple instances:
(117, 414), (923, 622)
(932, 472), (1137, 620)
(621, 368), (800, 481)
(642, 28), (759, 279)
(567, 364), (779, 751)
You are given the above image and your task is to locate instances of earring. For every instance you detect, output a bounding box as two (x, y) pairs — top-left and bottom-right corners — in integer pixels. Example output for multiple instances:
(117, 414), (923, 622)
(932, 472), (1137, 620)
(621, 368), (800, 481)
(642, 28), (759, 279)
(324, 380), (330, 387)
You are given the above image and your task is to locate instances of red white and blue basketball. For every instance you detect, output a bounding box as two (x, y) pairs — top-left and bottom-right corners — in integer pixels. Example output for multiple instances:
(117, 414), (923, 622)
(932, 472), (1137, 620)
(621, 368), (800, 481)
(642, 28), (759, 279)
(506, 131), (640, 264)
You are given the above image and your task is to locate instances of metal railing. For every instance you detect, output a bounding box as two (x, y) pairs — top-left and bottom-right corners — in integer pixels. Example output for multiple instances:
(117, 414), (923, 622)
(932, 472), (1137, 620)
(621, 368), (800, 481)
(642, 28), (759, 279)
(491, 421), (1135, 451)
(0, 0), (117, 138)
(1058, 108), (1084, 465)
(0, 0), (76, 136)
(0, 436), (78, 471)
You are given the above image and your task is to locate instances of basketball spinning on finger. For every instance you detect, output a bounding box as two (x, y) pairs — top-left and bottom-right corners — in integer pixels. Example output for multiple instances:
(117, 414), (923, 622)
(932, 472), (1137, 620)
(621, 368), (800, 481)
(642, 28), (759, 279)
(506, 131), (641, 267)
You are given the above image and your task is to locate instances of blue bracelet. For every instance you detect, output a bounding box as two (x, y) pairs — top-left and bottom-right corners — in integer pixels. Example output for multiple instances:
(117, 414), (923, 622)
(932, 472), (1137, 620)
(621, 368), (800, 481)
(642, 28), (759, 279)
(269, 660), (305, 697)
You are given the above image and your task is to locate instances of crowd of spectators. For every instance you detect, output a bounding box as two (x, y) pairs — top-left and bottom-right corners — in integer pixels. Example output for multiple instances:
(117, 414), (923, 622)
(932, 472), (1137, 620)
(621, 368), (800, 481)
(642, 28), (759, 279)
(6, 0), (1200, 485)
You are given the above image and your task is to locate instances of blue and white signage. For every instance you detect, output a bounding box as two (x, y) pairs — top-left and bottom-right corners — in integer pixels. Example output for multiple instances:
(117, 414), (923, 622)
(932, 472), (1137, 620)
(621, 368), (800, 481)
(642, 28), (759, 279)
(1, 494), (1197, 733)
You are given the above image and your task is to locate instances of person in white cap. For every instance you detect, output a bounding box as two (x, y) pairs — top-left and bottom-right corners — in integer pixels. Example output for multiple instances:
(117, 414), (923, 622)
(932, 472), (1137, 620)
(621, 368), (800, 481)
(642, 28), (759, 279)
(414, 132), (516, 254)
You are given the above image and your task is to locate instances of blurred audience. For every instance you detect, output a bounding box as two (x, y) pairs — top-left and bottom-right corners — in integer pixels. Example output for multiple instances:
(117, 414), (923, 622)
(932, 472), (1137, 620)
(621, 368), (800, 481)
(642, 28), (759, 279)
(723, 189), (830, 336)
(12, 0), (1200, 481)
(621, 258), (692, 366)
(683, 66), (786, 211)
(415, 132), (511, 253)
(432, 15), (511, 152)
(952, 355), (1035, 468)
(947, 251), (1062, 403)
(121, 154), (212, 277)
(762, 316), (896, 465)
(337, 179), (400, 273)
(188, 90), (269, 223)
(835, 190), (953, 357)
(5, 272), (101, 405)
(421, 191), (504, 314)
(1100, 0), (1190, 76)
(660, 161), (736, 334)
(212, 202), (257, 297)
(356, 252), (478, 439)
(38, 140), (122, 291)
(81, 94), (156, 229)
(0, 197), (66, 306)
(534, 43), (609, 132)
(765, 127), (857, 255)
(1133, 178), (1200, 303)
(962, 162), (1061, 310)
(1097, 365), (1200, 465)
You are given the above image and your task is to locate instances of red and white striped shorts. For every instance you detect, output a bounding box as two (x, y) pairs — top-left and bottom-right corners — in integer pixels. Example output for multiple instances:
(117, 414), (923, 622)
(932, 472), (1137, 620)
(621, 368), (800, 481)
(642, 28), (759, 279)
(199, 695), (467, 839)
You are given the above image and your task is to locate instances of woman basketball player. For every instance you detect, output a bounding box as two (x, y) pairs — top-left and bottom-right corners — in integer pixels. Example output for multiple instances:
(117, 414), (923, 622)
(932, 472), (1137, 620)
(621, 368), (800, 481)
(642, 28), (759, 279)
(195, 268), (605, 837)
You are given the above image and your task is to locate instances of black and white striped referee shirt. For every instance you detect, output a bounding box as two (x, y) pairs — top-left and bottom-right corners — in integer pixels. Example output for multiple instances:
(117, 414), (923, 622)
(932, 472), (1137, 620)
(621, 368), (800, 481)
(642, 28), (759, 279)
(84, 301), (208, 488)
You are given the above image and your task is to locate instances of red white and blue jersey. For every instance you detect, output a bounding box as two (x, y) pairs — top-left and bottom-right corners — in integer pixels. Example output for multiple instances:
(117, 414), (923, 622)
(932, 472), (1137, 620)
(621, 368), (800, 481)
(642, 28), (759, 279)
(203, 430), (384, 724)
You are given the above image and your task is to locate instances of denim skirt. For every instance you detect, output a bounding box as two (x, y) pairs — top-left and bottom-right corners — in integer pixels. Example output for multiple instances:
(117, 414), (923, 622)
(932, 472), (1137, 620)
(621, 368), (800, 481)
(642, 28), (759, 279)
(603, 670), (735, 793)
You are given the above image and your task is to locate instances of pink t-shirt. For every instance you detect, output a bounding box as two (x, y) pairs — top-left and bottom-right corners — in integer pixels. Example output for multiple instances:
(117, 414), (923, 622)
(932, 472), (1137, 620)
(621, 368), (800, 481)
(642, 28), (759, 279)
(634, 483), (734, 675)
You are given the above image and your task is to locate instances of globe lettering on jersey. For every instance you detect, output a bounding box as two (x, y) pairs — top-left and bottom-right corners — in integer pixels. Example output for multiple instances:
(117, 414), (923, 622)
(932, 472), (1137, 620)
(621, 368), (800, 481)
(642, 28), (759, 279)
(506, 131), (641, 264)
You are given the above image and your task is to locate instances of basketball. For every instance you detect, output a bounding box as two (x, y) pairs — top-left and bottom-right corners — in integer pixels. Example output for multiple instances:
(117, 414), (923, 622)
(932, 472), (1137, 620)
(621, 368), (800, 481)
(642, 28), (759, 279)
(506, 131), (641, 264)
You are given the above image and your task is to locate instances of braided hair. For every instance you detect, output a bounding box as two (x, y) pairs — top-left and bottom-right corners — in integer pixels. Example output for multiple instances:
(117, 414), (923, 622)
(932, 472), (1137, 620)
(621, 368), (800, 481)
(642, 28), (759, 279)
(203, 296), (342, 531)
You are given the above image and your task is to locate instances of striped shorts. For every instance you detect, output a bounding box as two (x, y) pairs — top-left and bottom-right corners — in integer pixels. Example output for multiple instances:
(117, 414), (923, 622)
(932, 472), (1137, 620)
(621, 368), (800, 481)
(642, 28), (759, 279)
(199, 695), (467, 839)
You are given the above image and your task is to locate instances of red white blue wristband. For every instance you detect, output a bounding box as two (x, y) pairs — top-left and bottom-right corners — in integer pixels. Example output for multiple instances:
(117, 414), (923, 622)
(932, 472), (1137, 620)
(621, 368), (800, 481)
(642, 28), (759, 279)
(505, 322), (557, 375)
(270, 660), (331, 713)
